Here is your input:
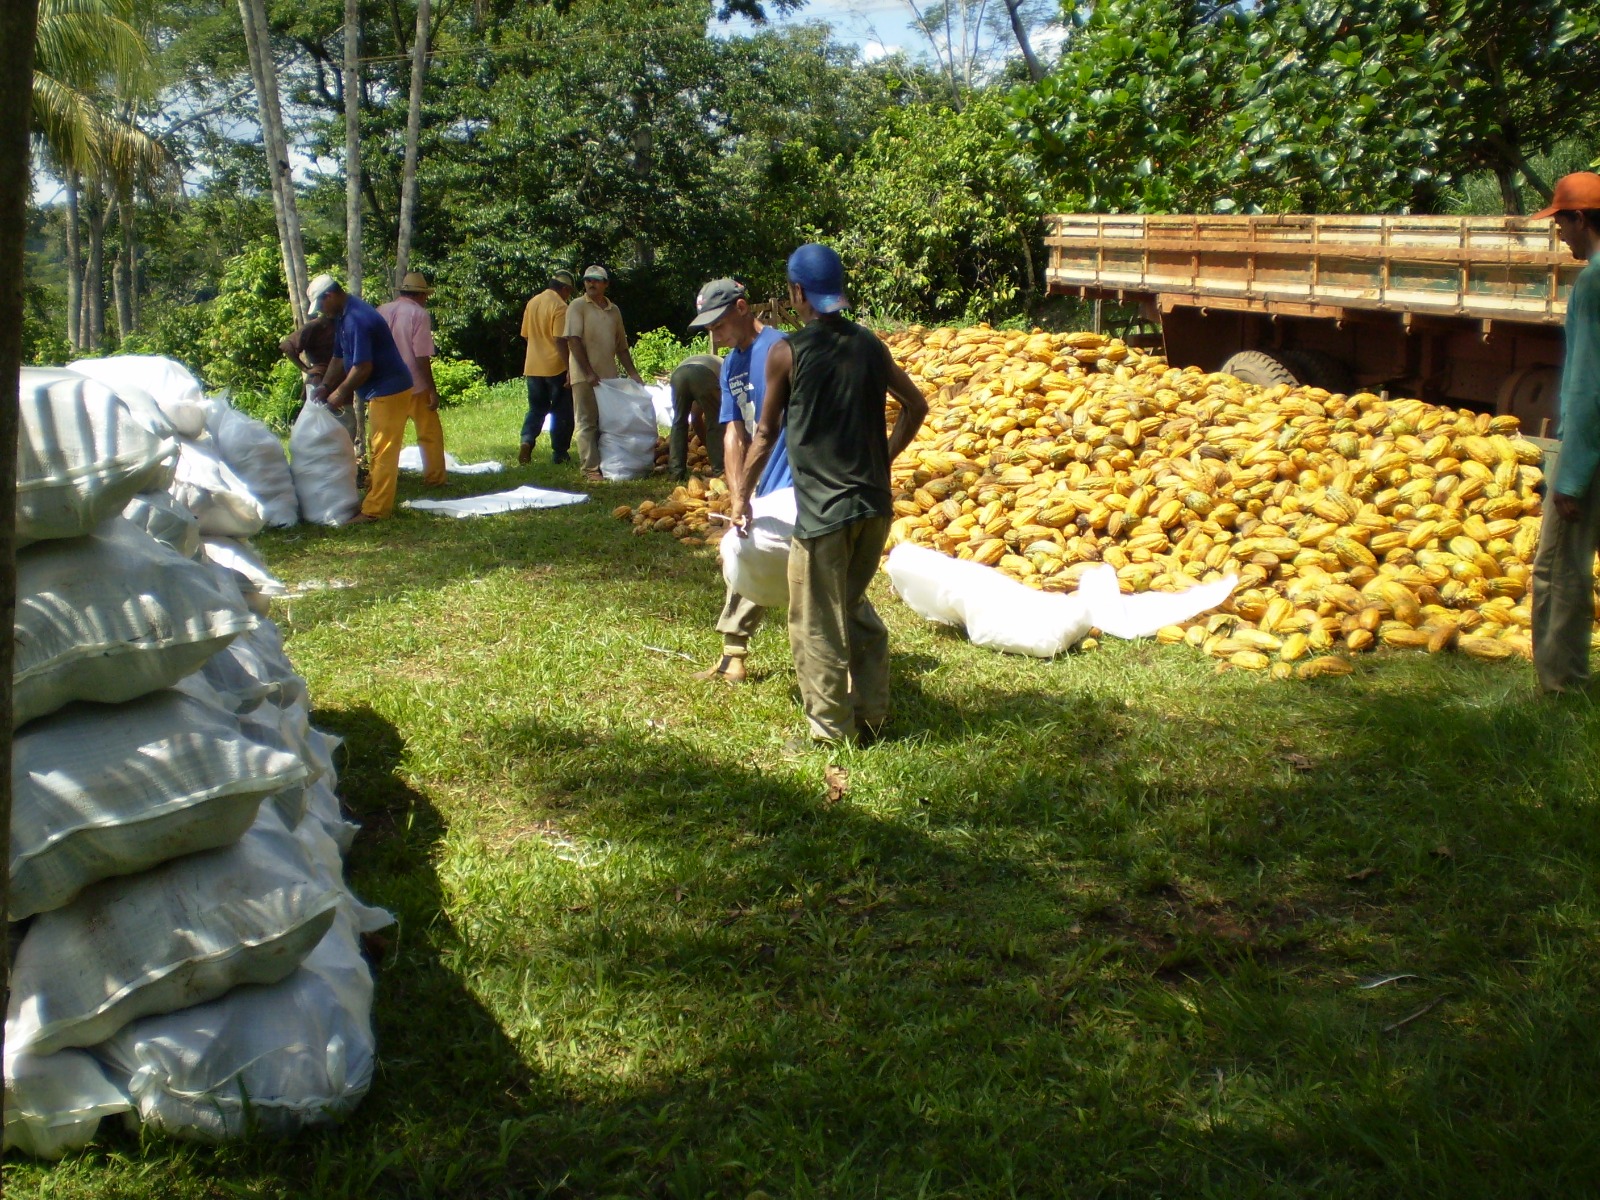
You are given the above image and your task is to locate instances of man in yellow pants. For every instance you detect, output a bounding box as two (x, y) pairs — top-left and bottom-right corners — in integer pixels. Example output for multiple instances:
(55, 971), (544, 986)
(309, 273), (420, 523)
(379, 271), (448, 488)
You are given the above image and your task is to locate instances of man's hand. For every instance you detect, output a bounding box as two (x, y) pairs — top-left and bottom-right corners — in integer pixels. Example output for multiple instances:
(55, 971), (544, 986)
(728, 493), (751, 538)
(425, 387), (440, 413)
(629, 371), (645, 386)
(1556, 492), (1582, 521)
(324, 388), (349, 411)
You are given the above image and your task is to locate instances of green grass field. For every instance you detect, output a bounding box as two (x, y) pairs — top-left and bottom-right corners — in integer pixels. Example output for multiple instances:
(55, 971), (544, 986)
(11, 387), (1600, 1198)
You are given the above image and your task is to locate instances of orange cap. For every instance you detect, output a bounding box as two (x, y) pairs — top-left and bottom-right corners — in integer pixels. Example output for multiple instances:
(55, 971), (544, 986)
(1532, 171), (1600, 219)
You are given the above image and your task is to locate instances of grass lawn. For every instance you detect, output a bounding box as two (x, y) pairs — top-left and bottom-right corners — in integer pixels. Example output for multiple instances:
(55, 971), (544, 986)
(11, 385), (1600, 1198)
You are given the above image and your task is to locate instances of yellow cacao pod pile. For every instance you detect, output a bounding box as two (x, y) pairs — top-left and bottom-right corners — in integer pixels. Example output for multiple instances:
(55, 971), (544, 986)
(880, 323), (1572, 675)
(612, 473), (730, 547)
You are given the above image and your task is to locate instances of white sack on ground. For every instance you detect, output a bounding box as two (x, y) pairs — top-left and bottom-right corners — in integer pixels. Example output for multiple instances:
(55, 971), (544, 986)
(203, 536), (287, 600)
(403, 485), (587, 518)
(171, 435), (267, 537)
(95, 903), (376, 1143)
(9, 692), (309, 919)
(886, 544), (1237, 657)
(7, 806), (340, 1056)
(17, 369), (179, 547)
(304, 776), (359, 856)
(68, 355), (211, 438)
(720, 487), (795, 609)
(122, 490), (202, 559)
(596, 379), (659, 480)
(289, 402), (360, 525)
(14, 519), (255, 729)
(398, 446), (503, 475)
(3, 1047), (130, 1159)
(209, 405), (299, 526)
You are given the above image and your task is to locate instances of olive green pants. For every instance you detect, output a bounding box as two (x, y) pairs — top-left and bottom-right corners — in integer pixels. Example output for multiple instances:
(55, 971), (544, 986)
(1532, 475), (1600, 693)
(787, 515), (891, 742)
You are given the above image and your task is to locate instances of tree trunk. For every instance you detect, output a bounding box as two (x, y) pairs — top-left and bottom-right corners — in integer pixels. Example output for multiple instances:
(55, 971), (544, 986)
(86, 178), (106, 350)
(344, 0), (363, 296)
(0, 0), (39, 1104)
(65, 167), (82, 350)
(113, 191), (135, 341)
(394, 0), (430, 282)
(239, 0), (309, 325)
(1001, 0), (1045, 82)
(1495, 163), (1523, 216)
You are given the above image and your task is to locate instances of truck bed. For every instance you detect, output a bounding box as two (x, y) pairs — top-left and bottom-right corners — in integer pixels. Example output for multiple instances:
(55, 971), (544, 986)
(1046, 213), (1580, 327)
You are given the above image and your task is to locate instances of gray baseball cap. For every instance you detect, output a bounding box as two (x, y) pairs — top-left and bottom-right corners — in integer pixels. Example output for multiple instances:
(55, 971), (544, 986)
(689, 278), (747, 329)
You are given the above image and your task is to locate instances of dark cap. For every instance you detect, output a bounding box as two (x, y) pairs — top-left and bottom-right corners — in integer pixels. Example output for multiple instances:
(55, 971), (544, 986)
(786, 243), (846, 313)
(688, 278), (747, 329)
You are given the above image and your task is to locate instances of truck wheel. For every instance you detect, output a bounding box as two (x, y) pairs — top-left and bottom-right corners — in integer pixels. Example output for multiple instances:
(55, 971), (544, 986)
(1281, 349), (1355, 395)
(1219, 350), (1299, 388)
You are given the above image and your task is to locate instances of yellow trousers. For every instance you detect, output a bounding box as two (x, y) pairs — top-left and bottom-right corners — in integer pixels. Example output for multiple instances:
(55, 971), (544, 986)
(361, 390), (446, 518)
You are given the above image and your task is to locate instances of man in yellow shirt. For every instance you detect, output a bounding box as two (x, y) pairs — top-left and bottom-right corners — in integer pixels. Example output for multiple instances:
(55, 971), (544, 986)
(519, 269), (575, 465)
(563, 265), (644, 482)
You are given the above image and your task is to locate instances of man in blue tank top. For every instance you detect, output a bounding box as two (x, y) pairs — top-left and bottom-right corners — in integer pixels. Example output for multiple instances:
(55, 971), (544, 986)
(687, 278), (792, 684)
(733, 246), (929, 744)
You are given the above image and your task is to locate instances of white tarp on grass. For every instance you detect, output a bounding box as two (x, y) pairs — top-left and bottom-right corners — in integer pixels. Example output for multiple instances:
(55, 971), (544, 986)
(402, 486), (588, 518)
(397, 446), (503, 475)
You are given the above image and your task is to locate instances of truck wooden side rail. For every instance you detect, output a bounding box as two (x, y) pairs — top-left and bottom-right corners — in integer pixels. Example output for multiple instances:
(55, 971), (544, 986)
(1045, 213), (1584, 433)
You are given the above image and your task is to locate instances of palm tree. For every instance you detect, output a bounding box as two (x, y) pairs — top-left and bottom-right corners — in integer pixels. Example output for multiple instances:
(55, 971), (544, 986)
(33, 0), (169, 349)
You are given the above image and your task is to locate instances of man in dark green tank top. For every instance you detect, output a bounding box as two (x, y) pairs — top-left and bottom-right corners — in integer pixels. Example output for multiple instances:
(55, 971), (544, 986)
(734, 244), (929, 744)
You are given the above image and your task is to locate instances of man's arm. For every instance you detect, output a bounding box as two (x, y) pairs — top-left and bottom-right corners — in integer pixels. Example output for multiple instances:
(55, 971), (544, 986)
(326, 361), (371, 409)
(722, 420), (751, 503)
(884, 357), (929, 463)
(734, 338), (792, 530)
(617, 335), (644, 385)
(415, 355), (440, 411)
(319, 356), (346, 396)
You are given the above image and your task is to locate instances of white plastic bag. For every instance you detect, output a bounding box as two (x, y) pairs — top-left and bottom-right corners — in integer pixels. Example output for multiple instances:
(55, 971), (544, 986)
(289, 402), (360, 526)
(719, 487), (796, 609)
(209, 405), (299, 527)
(171, 435), (267, 537)
(3, 1047), (130, 1159)
(14, 518), (256, 729)
(68, 355), (212, 438)
(95, 901), (376, 1143)
(598, 432), (657, 481)
(886, 544), (1094, 656)
(7, 806), (340, 1056)
(9, 692), (309, 919)
(17, 368), (179, 547)
(596, 378), (657, 436)
(122, 490), (202, 559)
(886, 545), (1238, 658)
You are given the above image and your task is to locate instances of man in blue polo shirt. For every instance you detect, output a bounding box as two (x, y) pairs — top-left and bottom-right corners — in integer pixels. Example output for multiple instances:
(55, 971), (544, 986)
(688, 278), (791, 684)
(310, 274), (416, 523)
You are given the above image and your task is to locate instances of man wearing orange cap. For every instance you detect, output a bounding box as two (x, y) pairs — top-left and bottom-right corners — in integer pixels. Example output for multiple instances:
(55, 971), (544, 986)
(1531, 171), (1600, 692)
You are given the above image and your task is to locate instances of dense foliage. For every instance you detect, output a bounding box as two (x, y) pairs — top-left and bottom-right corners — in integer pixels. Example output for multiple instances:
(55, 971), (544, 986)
(21, 0), (1600, 389)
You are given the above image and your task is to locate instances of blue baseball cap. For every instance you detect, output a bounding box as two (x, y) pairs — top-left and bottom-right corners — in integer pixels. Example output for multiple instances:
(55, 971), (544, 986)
(786, 243), (847, 314)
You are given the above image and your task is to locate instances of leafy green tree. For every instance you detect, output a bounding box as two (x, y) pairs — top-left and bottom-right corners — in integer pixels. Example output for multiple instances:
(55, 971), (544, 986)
(838, 94), (1047, 323)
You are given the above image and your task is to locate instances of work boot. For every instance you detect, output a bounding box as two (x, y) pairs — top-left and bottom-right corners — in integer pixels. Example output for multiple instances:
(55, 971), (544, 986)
(692, 654), (746, 685)
(519, 442), (533, 465)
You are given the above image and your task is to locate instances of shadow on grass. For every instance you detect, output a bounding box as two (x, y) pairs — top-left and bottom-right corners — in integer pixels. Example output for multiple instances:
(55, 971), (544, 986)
(451, 668), (1600, 1197)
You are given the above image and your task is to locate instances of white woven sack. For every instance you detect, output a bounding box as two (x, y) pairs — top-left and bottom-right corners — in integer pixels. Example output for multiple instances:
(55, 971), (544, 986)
(596, 378), (657, 437)
(17, 368), (179, 548)
(95, 901), (376, 1143)
(289, 402), (360, 525)
(7, 806), (340, 1057)
(304, 776), (359, 855)
(171, 434), (267, 537)
(123, 490), (202, 558)
(3, 1047), (130, 1159)
(9, 692), (309, 919)
(14, 518), (255, 729)
(209, 405), (299, 527)
(202, 538), (286, 600)
(68, 355), (212, 438)
(719, 486), (795, 609)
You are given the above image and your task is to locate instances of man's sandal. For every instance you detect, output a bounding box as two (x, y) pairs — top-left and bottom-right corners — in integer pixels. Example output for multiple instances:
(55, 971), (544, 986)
(692, 655), (746, 685)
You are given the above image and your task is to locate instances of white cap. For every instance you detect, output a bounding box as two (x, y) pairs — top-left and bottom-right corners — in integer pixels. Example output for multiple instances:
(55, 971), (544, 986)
(307, 273), (341, 314)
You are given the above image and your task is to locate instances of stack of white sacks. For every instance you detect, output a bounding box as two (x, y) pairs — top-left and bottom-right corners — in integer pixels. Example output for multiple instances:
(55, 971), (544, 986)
(4, 358), (389, 1158)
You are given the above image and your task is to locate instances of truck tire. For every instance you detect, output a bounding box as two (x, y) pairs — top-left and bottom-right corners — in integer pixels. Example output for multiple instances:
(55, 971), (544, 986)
(1219, 350), (1299, 388)
(1280, 349), (1355, 395)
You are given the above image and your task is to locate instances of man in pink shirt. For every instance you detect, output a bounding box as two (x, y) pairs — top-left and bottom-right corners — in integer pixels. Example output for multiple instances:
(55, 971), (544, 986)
(377, 271), (447, 488)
